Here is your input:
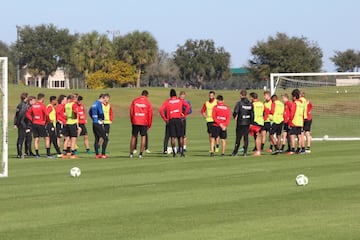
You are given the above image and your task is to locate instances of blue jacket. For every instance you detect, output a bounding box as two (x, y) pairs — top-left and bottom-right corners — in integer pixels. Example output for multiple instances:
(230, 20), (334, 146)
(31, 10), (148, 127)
(89, 100), (104, 124)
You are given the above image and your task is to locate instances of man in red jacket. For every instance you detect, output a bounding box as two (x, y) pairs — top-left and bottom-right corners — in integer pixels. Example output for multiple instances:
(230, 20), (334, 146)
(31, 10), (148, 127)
(159, 89), (190, 157)
(26, 93), (49, 158)
(129, 90), (153, 158)
(211, 95), (231, 156)
(77, 96), (91, 154)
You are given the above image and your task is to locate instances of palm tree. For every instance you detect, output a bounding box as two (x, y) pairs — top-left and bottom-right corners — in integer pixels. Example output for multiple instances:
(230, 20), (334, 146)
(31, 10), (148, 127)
(114, 31), (158, 87)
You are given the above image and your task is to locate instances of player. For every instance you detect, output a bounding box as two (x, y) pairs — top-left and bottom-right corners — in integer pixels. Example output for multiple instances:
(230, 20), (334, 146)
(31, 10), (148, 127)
(14, 92), (29, 158)
(89, 94), (108, 159)
(179, 91), (192, 152)
(77, 96), (92, 154)
(249, 92), (266, 156)
(262, 91), (272, 152)
(159, 89), (190, 157)
(201, 91), (219, 153)
(56, 95), (67, 150)
(45, 96), (62, 157)
(24, 96), (36, 157)
(25, 93), (49, 158)
(301, 91), (313, 153)
(210, 95), (231, 156)
(280, 93), (292, 153)
(129, 90), (153, 158)
(287, 89), (305, 155)
(231, 90), (253, 157)
(269, 94), (284, 154)
(101, 93), (113, 152)
(63, 94), (79, 159)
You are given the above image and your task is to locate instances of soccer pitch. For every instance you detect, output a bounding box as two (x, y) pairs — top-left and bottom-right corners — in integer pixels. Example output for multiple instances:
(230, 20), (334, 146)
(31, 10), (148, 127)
(1, 86), (360, 239)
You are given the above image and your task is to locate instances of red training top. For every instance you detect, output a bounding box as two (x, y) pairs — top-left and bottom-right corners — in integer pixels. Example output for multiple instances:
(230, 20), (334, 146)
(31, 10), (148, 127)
(307, 101), (313, 121)
(56, 104), (67, 126)
(283, 100), (292, 124)
(77, 103), (87, 124)
(159, 96), (190, 122)
(212, 101), (231, 127)
(26, 101), (47, 125)
(130, 96), (153, 128)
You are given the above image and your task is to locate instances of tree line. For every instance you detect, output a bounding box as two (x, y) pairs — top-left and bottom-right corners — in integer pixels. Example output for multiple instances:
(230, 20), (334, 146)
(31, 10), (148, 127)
(1, 24), (360, 89)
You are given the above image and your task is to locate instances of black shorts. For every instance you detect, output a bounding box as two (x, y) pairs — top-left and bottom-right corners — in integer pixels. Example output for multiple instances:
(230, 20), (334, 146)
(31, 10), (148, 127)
(56, 122), (65, 138)
(283, 123), (289, 133)
(93, 123), (106, 139)
(289, 126), (302, 136)
(182, 120), (187, 137)
(45, 123), (56, 137)
(104, 124), (110, 136)
(169, 118), (184, 138)
(261, 122), (272, 132)
(132, 125), (147, 137)
(32, 124), (47, 138)
(236, 125), (250, 137)
(304, 119), (312, 132)
(65, 124), (78, 138)
(207, 122), (215, 134)
(211, 125), (227, 139)
(78, 124), (88, 136)
(270, 122), (283, 135)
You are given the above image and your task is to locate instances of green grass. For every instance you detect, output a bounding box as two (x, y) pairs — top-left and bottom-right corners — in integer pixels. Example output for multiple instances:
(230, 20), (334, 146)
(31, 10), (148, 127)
(1, 85), (360, 239)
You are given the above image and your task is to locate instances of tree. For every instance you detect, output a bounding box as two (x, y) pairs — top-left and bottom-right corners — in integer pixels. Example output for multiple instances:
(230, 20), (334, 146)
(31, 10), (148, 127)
(113, 31), (158, 87)
(330, 49), (360, 72)
(143, 50), (180, 87)
(16, 24), (76, 82)
(248, 32), (323, 81)
(174, 39), (231, 88)
(86, 61), (137, 89)
(0, 41), (16, 83)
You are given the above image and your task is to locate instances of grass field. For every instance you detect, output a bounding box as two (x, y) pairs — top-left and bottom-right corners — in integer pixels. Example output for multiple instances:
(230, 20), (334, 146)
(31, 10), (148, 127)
(1, 85), (360, 239)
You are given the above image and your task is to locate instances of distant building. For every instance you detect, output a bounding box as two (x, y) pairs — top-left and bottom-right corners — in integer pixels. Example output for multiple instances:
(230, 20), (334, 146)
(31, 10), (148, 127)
(24, 68), (70, 89)
(231, 67), (250, 76)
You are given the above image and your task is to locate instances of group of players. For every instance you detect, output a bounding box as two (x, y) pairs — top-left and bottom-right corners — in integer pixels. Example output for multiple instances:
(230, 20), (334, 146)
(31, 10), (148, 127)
(14, 87), (312, 159)
(200, 89), (312, 157)
(14, 92), (113, 159)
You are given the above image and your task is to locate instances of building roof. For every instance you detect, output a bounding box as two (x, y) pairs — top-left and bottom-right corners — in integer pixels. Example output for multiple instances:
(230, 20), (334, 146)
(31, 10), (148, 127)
(231, 68), (250, 75)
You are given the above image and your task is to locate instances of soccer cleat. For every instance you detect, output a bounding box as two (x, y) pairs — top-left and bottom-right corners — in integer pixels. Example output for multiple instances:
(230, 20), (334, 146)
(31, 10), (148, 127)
(242, 153), (247, 157)
(180, 153), (185, 157)
(101, 154), (108, 159)
(61, 154), (68, 159)
(138, 154), (143, 159)
(145, 149), (151, 154)
(95, 154), (102, 159)
(86, 150), (94, 154)
(17, 155), (24, 159)
(286, 151), (295, 155)
(70, 155), (78, 159)
(163, 151), (168, 155)
(230, 152), (238, 157)
(172, 152), (176, 157)
(210, 152), (215, 157)
(215, 147), (220, 153)
(129, 154), (134, 158)
(57, 154), (63, 158)
(47, 155), (55, 159)
(266, 148), (273, 153)
(35, 155), (41, 159)
(253, 151), (261, 156)
(271, 150), (280, 155)
(221, 154), (225, 157)
(74, 149), (79, 155)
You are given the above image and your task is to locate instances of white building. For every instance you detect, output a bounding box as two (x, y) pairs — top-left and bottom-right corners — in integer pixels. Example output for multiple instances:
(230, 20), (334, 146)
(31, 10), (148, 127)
(24, 68), (70, 89)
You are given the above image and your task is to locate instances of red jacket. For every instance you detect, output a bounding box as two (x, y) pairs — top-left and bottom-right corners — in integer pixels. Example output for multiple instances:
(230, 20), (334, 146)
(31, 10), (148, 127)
(56, 104), (67, 125)
(212, 102), (231, 128)
(283, 100), (292, 124)
(26, 101), (47, 126)
(159, 97), (190, 122)
(130, 96), (153, 128)
(307, 101), (313, 121)
(77, 103), (87, 124)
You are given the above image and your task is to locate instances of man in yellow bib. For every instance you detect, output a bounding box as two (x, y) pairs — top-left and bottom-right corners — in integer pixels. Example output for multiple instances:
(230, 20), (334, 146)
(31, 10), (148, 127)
(201, 91), (220, 153)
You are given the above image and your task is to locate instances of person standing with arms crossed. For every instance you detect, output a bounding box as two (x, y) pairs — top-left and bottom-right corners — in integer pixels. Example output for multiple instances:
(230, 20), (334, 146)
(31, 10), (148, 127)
(201, 91), (219, 153)
(249, 92), (267, 157)
(129, 90), (153, 158)
(14, 92), (28, 158)
(160, 89), (190, 157)
(231, 90), (253, 157)
(46, 96), (62, 157)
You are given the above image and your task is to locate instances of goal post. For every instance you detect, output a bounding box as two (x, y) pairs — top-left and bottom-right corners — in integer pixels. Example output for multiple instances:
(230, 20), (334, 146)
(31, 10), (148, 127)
(270, 72), (360, 141)
(0, 57), (8, 177)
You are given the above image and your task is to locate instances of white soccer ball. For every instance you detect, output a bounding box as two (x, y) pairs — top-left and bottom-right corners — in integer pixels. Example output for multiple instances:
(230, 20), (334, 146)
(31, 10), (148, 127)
(323, 135), (329, 140)
(295, 174), (309, 186)
(70, 167), (81, 177)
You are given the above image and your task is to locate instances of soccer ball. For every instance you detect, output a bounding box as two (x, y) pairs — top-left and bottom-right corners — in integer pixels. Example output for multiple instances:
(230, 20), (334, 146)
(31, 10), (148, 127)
(295, 174), (309, 186)
(70, 167), (81, 177)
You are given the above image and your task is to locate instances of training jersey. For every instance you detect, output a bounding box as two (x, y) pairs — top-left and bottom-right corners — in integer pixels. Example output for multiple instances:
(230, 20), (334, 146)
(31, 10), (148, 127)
(233, 97), (253, 126)
(26, 101), (47, 126)
(212, 102), (231, 128)
(56, 103), (67, 126)
(102, 102), (113, 124)
(201, 99), (217, 122)
(77, 103), (87, 124)
(270, 100), (284, 124)
(130, 95), (153, 128)
(306, 100), (313, 121)
(46, 104), (57, 126)
(159, 96), (190, 121)
(264, 99), (272, 122)
(252, 100), (265, 127)
(300, 96), (308, 120)
(65, 102), (78, 125)
(283, 100), (292, 124)
(89, 100), (104, 124)
(290, 99), (305, 127)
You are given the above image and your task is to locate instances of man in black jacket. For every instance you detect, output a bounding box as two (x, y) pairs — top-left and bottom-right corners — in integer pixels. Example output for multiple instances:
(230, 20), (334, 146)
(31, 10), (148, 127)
(14, 93), (29, 158)
(231, 90), (253, 156)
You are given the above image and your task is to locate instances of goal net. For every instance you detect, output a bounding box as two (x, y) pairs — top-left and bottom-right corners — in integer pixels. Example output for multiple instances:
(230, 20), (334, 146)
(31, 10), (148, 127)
(0, 57), (8, 177)
(270, 72), (360, 141)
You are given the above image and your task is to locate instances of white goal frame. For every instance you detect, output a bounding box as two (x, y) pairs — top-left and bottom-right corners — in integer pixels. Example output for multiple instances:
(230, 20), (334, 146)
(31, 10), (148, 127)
(270, 72), (360, 141)
(0, 57), (8, 178)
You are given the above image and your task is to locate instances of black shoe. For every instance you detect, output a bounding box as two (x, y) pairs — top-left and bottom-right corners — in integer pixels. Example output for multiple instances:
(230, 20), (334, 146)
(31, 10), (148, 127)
(271, 150), (280, 155)
(210, 152), (215, 157)
(17, 155), (24, 159)
(221, 154), (225, 157)
(180, 153), (185, 157)
(231, 152), (238, 156)
(172, 152), (176, 157)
